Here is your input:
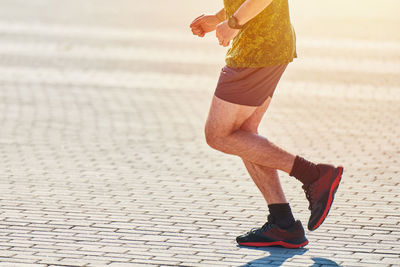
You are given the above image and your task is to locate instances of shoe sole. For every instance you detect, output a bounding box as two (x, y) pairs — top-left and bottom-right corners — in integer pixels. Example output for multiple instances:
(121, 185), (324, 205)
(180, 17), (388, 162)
(310, 166), (343, 231)
(238, 240), (309, 249)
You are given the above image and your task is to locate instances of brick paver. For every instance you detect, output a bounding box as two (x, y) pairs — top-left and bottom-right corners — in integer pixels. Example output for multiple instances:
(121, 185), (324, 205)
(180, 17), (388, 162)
(0, 0), (399, 266)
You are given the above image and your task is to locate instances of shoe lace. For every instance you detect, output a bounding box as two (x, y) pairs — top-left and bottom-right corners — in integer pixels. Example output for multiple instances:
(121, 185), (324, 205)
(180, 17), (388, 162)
(249, 221), (274, 235)
(303, 184), (314, 210)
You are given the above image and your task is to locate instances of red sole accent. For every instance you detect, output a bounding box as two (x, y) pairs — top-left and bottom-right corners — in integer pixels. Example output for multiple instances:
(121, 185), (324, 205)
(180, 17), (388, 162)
(238, 240), (309, 249)
(311, 166), (343, 231)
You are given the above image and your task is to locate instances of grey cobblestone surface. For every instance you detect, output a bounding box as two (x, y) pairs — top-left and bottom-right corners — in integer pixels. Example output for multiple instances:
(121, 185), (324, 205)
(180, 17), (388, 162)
(0, 0), (399, 266)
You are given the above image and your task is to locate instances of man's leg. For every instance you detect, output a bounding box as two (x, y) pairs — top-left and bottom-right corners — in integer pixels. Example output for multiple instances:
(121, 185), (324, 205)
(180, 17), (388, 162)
(204, 96), (308, 248)
(205, 95), (343, 232)
(238, 97), (287, 205)
(205, 95), (296, 174)
(239, 97), (295, 230)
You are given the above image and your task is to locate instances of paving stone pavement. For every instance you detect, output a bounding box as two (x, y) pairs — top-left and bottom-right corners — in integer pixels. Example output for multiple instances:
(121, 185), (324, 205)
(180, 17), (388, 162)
(0, 0), (399, 266)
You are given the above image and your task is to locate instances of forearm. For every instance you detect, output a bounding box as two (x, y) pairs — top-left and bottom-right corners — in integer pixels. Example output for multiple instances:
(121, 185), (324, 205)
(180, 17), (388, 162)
(233, 0), (273, 25)
(215, 8), (226, 22)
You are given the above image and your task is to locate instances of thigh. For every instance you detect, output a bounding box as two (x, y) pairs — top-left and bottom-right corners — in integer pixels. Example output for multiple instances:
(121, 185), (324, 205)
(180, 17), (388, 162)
(205, 96), (258, 137)
(240, 97), (272, 133)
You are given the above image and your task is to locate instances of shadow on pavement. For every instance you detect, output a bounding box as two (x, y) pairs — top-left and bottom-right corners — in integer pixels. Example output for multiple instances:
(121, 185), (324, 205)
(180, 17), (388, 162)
(237, 246), (342, 266)
(310, 257), (342, 267)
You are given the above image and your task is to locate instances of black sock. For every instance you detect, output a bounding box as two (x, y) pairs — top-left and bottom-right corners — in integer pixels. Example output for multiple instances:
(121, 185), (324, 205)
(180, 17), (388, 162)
(290, 155), (319, 187)
(268, 203), (296, 229)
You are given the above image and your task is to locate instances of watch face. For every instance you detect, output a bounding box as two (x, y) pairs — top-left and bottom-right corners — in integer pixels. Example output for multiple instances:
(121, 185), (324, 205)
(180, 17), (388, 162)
(228, 16), (240, 29)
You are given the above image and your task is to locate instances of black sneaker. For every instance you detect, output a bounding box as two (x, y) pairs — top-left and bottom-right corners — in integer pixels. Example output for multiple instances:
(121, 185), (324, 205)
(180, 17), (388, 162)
(236, 215), (308, 248)
(304, 164), (344, 231)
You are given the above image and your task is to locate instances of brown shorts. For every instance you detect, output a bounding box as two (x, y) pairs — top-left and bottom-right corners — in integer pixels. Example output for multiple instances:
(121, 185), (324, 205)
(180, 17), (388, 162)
(214, 64), (288, 106)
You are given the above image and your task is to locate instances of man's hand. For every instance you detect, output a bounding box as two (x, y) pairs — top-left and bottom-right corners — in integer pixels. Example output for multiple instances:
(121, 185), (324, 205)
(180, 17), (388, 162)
(190, 14), (220, 37)
(216, 21), (240, 47)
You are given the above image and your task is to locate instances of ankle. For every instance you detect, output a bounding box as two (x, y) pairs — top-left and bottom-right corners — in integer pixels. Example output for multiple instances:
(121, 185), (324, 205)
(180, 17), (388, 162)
(290, 155), (319, 187)
(268, 203), (296, 229)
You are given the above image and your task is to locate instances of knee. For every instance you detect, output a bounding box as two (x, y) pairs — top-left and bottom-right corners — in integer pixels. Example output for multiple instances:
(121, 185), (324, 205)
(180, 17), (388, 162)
(204, 126), (224, 150)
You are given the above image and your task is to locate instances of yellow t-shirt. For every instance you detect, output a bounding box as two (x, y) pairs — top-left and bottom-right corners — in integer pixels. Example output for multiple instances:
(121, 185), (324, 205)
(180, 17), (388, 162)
(223, 0), (297, 68)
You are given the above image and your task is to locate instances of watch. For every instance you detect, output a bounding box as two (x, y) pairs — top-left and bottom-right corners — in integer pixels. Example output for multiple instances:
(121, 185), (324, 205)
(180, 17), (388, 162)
(228, 15), (243, 29)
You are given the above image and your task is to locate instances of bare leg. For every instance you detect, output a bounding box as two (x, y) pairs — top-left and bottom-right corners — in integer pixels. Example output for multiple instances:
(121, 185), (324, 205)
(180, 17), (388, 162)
(205, 96), (296, 173)
(242, 161), (287, 204)
(239, 97), (287, 205)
